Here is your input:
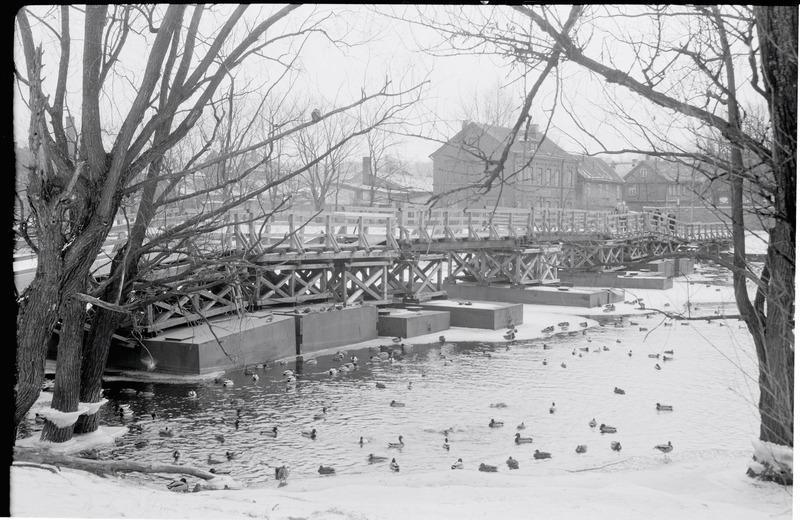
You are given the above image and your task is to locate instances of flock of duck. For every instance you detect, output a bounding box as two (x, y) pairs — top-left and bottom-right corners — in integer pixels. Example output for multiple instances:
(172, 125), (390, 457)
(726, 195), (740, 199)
(148, 311), (689, 492)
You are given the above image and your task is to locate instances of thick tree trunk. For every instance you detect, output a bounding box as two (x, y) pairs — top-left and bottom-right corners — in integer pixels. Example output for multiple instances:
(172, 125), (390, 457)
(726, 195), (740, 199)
(754, 5), (796, 448)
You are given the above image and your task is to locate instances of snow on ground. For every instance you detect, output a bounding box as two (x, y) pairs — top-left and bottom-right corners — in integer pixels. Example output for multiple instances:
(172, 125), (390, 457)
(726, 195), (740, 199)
(11, 450), (792, 519)
(15, 426), (127, 455)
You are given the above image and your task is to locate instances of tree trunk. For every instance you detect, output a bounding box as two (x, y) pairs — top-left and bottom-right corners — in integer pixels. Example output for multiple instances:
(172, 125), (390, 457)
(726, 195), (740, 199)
(753, 5), (796, 448)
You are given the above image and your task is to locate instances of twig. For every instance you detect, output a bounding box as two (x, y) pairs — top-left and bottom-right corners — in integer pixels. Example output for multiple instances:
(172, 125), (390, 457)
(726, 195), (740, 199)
(564, 458), (630, 472)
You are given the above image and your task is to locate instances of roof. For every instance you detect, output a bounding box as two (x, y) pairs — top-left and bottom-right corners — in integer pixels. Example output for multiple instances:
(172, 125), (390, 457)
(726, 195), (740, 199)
(573, 155), (624, 184)
(430, 122), (572, 160)
(623, 160), (699, 184)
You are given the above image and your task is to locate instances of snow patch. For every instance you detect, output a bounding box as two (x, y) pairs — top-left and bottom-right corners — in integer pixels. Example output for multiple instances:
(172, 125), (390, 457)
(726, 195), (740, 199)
(15, 426), (127, 454)
(751, 439), (793, 473)
(78, 398), (108, 415)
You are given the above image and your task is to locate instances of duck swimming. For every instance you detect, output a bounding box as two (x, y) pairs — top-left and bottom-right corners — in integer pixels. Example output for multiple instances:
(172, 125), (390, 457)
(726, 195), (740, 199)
(589, 418), (597, 428)
(275, 465), (289, 486)
(542, 359), (548, 366)
(439, 335), (446, 344)
(506, 456), (519, 469)
(368, 453), (388, 463)
(167, 478), (189, 492)
(214, 434), (225, 443)
(517, 422), (526, 430)
(490, 402), (507, 408)
(387, 435), (405, 449)
(451, 458), (464, 469)
(628, 350), (633, 357)
(390, 400), (406, 407)
(656, 403), (673, 411)
(515, 433), (533, 444)
(648, 353), (660, 359)
(654, 441), (673, 457)
(390, 458), (400, 472)
(489, 419), (504, 428)
(549, 402), (556, 414)
(443, 437), (451, 450)
(318, 465), (335, 475)
(313, 407), (327, 420)
(376, 382), (387, 389)
(599, 424), (617, 434)
(301, 428), (317, 440)
(613, 387), (626, 395)
(187, 390), (198, 399)
(208, 454), (225, 465)
(478, 463), (498, 472)
(560, 362), (567, 368)
(611, 441), (622, 452)
(159, 427), (174, 437)
(575, 444), (587, 454)
(264, 426), (278, 437)
(533, 450), (552, 460)
(222, 379), (234, 387)
(655, 363), (662, 370)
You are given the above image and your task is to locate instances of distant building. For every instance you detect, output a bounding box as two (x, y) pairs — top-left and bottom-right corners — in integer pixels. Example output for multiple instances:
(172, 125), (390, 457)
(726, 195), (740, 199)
(431, 121), (579, 209)
(335, 156), (431, 208)
(573, 155), (624, 210)
(622, 159), (719, 211)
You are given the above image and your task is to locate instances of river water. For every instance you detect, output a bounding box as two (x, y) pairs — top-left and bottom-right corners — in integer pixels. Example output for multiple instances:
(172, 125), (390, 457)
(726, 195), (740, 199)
(21, 299), (760, 486)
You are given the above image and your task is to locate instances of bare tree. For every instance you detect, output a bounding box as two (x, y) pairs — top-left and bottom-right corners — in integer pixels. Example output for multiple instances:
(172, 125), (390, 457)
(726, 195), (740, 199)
(14, 4), (425, 442)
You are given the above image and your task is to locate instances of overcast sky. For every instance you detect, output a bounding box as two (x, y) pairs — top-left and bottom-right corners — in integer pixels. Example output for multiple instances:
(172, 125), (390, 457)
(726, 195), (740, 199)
(14, 5), (761, 164)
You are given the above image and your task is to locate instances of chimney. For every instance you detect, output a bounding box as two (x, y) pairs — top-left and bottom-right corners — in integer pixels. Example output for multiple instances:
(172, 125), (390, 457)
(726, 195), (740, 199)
(362, 156), (372, 185)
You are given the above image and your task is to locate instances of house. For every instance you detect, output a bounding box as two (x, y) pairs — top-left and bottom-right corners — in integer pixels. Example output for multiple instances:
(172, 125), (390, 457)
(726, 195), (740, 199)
(334, 157), (432, 208)
(430, 121), (579, 209)
(573, 155), (624, 210)
(621, 159), (720, 211)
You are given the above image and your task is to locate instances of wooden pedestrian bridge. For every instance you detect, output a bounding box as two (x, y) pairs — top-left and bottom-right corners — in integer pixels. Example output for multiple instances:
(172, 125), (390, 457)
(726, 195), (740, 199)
(97, 206), (729, 333)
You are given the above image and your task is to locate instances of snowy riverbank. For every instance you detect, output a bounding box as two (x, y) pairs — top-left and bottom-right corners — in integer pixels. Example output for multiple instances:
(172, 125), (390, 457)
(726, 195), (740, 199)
(11, 450), (792, 519)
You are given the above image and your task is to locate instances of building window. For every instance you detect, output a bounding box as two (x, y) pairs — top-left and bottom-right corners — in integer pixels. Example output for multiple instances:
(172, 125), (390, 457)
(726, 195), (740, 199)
(545, 168), (552, 186)
(628, 185), (638, 196)
(535, 168), (543, 185)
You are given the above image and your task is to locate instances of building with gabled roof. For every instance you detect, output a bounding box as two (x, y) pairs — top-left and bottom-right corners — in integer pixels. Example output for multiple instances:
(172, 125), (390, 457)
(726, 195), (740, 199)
(430, 121), (579, 209)
(622, 159), (720, 211)
(573, 155), (624, 210)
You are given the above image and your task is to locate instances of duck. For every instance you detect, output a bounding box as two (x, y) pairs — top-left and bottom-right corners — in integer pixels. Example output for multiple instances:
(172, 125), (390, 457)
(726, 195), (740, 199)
(560, 362), (567, 368)
(390, 458), (400, 472)
(662, 355), (674, 361)
(407, 382), (413, 390)
(305, 358), (318, 366)
(655, 363), (662, 370)
(541, 326), (555, 334)
(328, 368), (338, 376)
(274, 465), (289, 485)
(127, 423), (143, 434)
(138, 390), (155, 398)
(222, 379), (234, 387)
(542, 359), (548, 366)
(318, 465), (335, 475)
(118, 408), (134, 420)
(301, 428), (317, 440)
(209, 468), (231, 475)
(375, 382), (387, 390)
(656, 403), (673, 411)
(602, 345), (610, 351)
(579, 321), (588, 328)
(628, 350), (633, 357)
(187, 390), (198, 399)
(443, 437), (451, 450)
(478, 463), (498, 472)
(613, 387), (626, 395)
(214, 434), (225, 443)
(368, 453), (388, 463)
(134, 439), (149, 449)
(611, 441), (622, 452)
(392, 337), (402, 343)
(313, 407), (327, 420)
(543, 344), (553, 350)
(359, 436), (364, 447)
(490, 402), (507, 408)
(558, 321), (570, 328)
(579, 347), (589, 352)
(506, 456), (519, 470)
(387, 435), (405, 449)
(225, 451), (237, 461)
(489, 419), (504, 428)
(549, 402), (556, 414)
(451, 458), (464, 469)
(285, 375), (297, 383)
(390, 400), (406, 408)
(439, 335), (447, 344)
(514, 433), (533, 444)
(167, 478), (189, 492)
(599, 424), (617, 434)
(503, 332), (516, 340)
(158, 427), (174, 437)
(616, 339), (622, 343)
(589, 418), (597, 428)
(654, 441), (673, 458)
(533, 450), (551, 460)
(648, 353), (660, 359)
(663, 349), (674, 355)
(516, 422), (526, 430)
(575, 444), (587, 454)
(264, 426), (278, 437)
(251, 374), (260, 382)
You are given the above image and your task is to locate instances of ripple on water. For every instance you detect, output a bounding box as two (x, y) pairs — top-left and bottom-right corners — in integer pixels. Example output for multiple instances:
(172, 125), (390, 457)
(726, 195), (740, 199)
(23, 317), (759, 485)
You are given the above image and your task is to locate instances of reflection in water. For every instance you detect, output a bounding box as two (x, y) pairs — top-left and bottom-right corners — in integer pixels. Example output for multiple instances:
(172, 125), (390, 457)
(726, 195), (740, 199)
(22, 318), (758, 486)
